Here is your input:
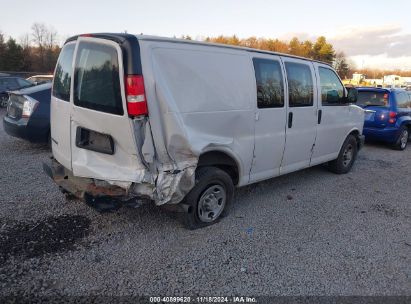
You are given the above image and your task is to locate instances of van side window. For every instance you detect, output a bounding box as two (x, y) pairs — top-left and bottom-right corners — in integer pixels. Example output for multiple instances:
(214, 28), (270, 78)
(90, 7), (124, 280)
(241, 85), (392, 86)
(53, 43), (75, 102)
(319, 67), (344, 105)
(74, 42), (123, 115)
(285, 62), (313, 107)
(396, 92), (411, 108)
(253, 58), (284, 108)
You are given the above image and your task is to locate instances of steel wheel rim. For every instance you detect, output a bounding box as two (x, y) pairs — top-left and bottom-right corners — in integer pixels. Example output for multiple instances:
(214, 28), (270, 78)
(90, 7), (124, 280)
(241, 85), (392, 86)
(0, 96), (7, 108)
(342, 144), (353, 167)
(197, 184), (226, 223)
(400, 130), (408, 149)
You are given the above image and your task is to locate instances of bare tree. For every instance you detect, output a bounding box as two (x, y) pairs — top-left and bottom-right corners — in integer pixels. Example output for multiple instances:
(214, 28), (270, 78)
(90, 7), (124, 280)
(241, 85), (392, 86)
(31, 23), (60, 72)
(31, 23), (48, 48)
(19, 33), (33, 71)
(0, 31), (5, 70)
(31, 23), (48, 70)
(19, 33), (31, 49)
(45, 26), (58, 49)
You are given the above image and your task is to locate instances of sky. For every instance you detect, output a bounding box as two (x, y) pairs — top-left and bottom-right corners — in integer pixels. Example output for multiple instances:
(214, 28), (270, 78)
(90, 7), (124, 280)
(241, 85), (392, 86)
(1, 0), (411, 70)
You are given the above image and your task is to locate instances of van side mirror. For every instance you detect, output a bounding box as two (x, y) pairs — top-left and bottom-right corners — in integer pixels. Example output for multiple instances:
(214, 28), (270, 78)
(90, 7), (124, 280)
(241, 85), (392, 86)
(345, 87), (358, 104)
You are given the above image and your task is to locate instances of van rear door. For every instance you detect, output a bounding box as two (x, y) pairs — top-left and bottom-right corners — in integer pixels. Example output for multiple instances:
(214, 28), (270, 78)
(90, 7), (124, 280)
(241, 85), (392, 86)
(70, 37), (143, 182)
(51, 42), (75, 170)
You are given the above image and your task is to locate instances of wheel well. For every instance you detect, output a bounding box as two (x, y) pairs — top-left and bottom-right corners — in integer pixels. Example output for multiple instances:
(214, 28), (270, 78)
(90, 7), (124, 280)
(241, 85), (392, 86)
(197, 151), (239, 185)
(349, 130), (361, 149)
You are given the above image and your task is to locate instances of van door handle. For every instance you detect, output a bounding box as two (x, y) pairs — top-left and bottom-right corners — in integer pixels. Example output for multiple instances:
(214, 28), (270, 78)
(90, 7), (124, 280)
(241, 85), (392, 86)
(288, 112), (293, 128)
(318, 109), (322, 124)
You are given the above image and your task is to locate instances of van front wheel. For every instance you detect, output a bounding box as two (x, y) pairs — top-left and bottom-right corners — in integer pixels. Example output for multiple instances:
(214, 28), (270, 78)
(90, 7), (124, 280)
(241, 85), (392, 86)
(328, 135), (358, 174)
(183, 167), (234, 229)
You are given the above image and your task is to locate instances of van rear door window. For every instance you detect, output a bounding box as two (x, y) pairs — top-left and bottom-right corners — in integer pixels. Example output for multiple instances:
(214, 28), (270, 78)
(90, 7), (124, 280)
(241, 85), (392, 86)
(285, 62), (313, 107)
(74, 41), (123, 115)
(53, 44), (74, 102)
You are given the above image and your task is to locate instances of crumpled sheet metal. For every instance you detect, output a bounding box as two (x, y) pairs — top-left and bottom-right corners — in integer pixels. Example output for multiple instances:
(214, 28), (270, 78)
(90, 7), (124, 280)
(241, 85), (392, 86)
(128, 117), (198, 206)
(119, 45), (255, 206)
(154, 166), (196, 205)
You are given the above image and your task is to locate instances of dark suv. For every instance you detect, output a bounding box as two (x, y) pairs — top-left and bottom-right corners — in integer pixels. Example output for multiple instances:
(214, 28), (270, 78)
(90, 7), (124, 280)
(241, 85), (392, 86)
(357, 87), (411, 150)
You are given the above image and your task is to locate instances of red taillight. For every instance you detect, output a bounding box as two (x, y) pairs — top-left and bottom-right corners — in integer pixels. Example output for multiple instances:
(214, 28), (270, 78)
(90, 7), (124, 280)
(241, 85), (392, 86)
(388, 111), (396, 124)
(125, 75), (148, 116)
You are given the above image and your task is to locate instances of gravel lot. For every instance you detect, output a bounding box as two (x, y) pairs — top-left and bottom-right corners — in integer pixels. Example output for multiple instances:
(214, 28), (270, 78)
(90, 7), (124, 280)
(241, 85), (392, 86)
(0, 107), (410, 297)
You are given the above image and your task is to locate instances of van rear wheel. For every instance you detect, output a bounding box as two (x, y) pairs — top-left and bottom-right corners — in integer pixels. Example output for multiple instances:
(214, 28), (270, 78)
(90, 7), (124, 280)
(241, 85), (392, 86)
(328, 135), (358, 174)
(183, 167), (234, 230)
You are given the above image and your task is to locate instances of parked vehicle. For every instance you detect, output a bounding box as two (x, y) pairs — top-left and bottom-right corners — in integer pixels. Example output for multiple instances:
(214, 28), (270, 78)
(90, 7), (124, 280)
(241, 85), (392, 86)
(0, 76), (34, 107)
(27, 75), (53, 85)
(3, 83), (52, 143)
(357, 87), (411, 150)
(43, 33), (364, 229)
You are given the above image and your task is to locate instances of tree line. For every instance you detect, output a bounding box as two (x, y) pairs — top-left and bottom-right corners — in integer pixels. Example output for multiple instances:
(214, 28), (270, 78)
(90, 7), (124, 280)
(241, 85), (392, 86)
(202, 35), (353, 78)
(1, 24), (410, 79)
(0, 23), (61, 73)
(185, 34), (411, 79)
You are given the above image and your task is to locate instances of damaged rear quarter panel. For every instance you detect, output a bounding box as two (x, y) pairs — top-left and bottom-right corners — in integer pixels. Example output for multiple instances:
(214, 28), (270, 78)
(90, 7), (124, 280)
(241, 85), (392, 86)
(135, 40), (255, 205)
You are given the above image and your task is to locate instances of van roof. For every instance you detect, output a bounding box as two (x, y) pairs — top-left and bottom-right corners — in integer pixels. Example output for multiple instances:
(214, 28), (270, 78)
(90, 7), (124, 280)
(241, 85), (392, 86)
(66, 33), (332, 67)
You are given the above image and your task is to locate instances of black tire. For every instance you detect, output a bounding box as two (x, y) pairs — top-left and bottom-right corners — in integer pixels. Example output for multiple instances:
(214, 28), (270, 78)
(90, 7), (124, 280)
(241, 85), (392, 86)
(329, 135), (358, 174)
(392, 125), (408, 151)
(0, 94), (8, 108)
(47, 131), (52, 149)
(183, 167), (234, 230)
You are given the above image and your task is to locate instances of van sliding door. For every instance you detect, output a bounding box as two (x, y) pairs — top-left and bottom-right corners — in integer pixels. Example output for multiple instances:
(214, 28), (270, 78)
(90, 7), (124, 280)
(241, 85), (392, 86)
(280, 58), (318, 174)
(249, 55), (287, 182)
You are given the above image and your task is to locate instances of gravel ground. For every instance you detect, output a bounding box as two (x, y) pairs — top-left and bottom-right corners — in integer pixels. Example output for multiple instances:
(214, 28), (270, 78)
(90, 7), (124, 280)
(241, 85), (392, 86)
(0, 107), (410, 297)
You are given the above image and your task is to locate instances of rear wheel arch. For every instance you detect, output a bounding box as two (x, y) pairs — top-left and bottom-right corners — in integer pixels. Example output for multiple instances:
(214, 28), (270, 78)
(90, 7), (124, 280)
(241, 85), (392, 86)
(401, 121), (411, 134)
(329, 134), (358, 174)
(197, 151), (240, 186)
(348, 129), (361, 149)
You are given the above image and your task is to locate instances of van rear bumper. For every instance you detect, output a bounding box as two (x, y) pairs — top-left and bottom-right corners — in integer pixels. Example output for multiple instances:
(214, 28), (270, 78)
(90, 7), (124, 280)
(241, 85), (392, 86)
(43, 158), (145, 211)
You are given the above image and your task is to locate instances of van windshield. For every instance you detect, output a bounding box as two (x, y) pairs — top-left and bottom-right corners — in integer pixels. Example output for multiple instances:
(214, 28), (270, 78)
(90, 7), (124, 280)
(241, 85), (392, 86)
(357, 91), (388, 107)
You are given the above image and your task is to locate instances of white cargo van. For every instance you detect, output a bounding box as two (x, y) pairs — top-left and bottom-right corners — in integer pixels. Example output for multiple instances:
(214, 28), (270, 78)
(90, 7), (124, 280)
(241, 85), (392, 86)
(44, 33), (364, 229)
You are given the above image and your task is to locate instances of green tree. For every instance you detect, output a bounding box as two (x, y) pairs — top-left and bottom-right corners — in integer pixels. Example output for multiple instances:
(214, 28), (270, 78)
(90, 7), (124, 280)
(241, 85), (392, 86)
(19, 34), (33, 71)
(2, 38), (24, 71)
(333, 51), (350, 79)
(289, 37), (303, 56)
(227, 35), (240, 46)
(0, 32), (6, 70)
(313, 36), (335, 64)
(301, 40), (313, 58)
